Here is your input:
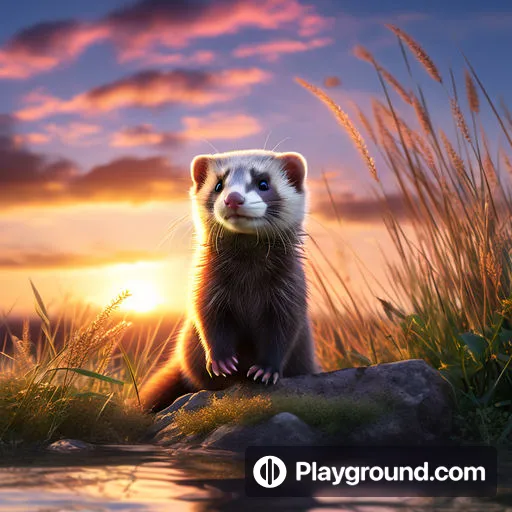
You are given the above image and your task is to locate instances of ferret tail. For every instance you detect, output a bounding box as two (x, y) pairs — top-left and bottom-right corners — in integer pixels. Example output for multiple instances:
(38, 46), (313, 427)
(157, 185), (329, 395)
(139, 360), (193, 413)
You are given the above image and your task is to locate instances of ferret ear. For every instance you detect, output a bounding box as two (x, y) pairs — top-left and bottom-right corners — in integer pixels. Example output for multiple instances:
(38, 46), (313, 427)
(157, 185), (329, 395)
(277, 152), (307, 192)
(190, 154), (211, 192)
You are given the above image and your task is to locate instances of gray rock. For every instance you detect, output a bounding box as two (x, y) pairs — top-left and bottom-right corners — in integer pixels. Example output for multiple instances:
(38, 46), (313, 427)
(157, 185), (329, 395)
(201, 412), (318, 451)
(148, 390), (215, 437)
(150, 359), (453, 451)
(47, 439), (95, 453)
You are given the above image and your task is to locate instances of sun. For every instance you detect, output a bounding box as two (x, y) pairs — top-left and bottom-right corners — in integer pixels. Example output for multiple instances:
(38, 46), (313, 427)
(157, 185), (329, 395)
(121, 279), (163, 314)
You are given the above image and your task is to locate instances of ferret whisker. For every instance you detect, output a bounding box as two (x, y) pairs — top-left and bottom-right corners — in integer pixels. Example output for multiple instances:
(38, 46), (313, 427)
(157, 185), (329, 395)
(263, 130), (272, 151)
(272, 137), (291, 152)
(158, 214), (192, 248)
(202, 138), (219, 153)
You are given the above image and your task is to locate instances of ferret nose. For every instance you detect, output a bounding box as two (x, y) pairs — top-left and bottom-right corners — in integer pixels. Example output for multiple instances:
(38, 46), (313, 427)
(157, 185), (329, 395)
(224, 192), (245, 209)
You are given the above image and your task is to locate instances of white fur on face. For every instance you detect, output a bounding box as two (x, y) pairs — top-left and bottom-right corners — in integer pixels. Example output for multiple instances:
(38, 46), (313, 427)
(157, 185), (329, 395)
(191, 149), (307, 237)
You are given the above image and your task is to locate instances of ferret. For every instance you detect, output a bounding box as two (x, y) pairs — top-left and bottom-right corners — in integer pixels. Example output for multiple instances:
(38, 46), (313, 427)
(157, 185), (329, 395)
(140, 149), (318, 412)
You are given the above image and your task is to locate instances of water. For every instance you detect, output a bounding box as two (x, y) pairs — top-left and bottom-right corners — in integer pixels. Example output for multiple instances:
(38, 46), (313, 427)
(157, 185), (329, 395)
(0, 446), (510, 511)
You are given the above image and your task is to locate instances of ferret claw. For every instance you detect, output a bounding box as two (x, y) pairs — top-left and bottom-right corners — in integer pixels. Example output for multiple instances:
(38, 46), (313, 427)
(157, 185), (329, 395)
(209, 357), (238, 378)
(211, 360), (220, 377)
(228, 357), (238, 372)
(254, 369), (265, 381)
(219, 361), (231, 375)
(262, 371), (272, 384)
(247, 365), (258, 377)
(248, 365), (280, 384)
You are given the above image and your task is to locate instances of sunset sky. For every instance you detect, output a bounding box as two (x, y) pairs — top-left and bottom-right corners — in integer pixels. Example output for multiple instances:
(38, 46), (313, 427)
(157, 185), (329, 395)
(1, 0), (511, 317)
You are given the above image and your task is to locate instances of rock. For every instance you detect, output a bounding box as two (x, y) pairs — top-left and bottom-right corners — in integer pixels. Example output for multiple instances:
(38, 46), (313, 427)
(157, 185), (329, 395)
(201, 413), (318, 451)
(150, 359), (453, 451)
(47, 439), (95, 453)
(146, 390), (217, 439)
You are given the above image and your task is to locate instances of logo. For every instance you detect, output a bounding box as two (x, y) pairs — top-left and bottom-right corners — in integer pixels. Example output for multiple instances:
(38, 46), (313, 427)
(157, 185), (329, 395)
(253, 456), (287, 488)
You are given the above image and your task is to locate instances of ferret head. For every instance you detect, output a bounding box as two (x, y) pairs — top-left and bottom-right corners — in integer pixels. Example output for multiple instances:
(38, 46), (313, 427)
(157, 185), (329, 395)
(190, 149), (308, 237)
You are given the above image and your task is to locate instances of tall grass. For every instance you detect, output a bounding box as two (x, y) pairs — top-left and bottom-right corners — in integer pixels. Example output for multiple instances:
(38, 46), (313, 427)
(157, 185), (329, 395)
(302, 26), (512, 443)
(0, 288), (178, 446)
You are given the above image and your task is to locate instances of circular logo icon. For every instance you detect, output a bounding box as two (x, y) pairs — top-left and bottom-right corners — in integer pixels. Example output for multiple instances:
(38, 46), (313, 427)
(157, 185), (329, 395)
(253, 456), (287, 488)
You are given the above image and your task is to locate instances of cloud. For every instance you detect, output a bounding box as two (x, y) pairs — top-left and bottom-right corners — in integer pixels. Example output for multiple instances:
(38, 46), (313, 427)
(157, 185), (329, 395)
(0, 21), (108, 79)
(0, 249), (167, 270)
(0, 0), (332, 79)
(45, 122), (102, 145)
(112, 112), (262, 148)
(69, 156), (188, 203)
(182, 112), (262, 139)
(110, 124), (185, 148)
(13, 133), (50, 145)
(134, 50), (216, 67)
(312, 192), (409, 224)
(0, 123), (189, 209)
(15, 68), (271, 121)
(233, 37), (333, 61)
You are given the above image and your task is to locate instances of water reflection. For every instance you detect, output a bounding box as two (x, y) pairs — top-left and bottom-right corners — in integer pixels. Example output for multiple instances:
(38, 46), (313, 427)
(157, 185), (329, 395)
(0, 446), (509, 511)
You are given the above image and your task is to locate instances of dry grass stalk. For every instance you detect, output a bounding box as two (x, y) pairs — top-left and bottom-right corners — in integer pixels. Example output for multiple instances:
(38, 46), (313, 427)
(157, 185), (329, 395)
(379, 67), (412, 104)
(483, 152), (498, 188)
(352, 45), (375, 64)
(95, 320), (132, 375)
(353, 45), (411, 105)
(66, 290), (130, 367)
(386, 24), (442, 83)
(411, 132), (437, 172)
(464, 69), (480, 113)
(371, 100), (392, 147)
(350, 102), (378, 145)
(500, 147), (512, 175)
(450, 98), (472, 143)
(373, 99), (414, 147)
(412, 95), (431, 135)
(439, 129), (467, 180)
(297, 77), (378, 181)
(12, 320), (34, 372)
(500, 98), (512, 129)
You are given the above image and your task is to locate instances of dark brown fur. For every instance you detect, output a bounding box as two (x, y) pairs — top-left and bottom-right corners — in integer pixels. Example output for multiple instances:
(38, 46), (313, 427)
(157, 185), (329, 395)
(140, 152), (317, 412)
(140, 231), (317, 412)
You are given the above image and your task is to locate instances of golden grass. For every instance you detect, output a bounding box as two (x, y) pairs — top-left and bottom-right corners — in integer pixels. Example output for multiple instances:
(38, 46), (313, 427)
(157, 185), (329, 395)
(0, 289), (175, 446)
(301, 26), (512, 443)
(385, 24), (442, 83)
(465, 69), (480, 113)
(296, 78), (378, 182)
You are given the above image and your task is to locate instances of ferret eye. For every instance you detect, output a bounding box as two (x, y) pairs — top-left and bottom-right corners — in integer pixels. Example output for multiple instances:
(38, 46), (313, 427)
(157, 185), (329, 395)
(258, 180), (269, 191)
(214, 180), (223, 193)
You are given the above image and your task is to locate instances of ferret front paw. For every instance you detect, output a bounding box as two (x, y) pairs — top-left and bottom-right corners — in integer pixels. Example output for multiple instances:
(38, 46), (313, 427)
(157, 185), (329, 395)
(207, 356), (238, 377)
(247, 365), (280, 385)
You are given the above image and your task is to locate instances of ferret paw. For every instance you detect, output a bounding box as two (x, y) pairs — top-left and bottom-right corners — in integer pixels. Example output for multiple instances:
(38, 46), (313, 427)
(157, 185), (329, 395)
(247, 365), (280, 385)
(207, 356), (238, 378)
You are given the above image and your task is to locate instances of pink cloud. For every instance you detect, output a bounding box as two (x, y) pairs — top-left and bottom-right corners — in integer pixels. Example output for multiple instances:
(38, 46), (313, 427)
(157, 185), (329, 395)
(13, 133), (51, 145)
(0, 21), (108, 79)
(0, 0), (332, 79)
(181, 112), (262, 139)
(111, 124), (184, 148)
(110, 0), (333, 61)
(15, 68), (271, 121)
(111, 112), (262, 148)
(130, 50), (216, 67)
(45, 122), (103, 145)
(233, 37), (333, 61)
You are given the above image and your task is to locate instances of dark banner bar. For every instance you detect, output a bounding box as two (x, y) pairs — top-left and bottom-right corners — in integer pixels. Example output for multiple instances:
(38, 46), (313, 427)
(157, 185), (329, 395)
(245, 446), (497, 498)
